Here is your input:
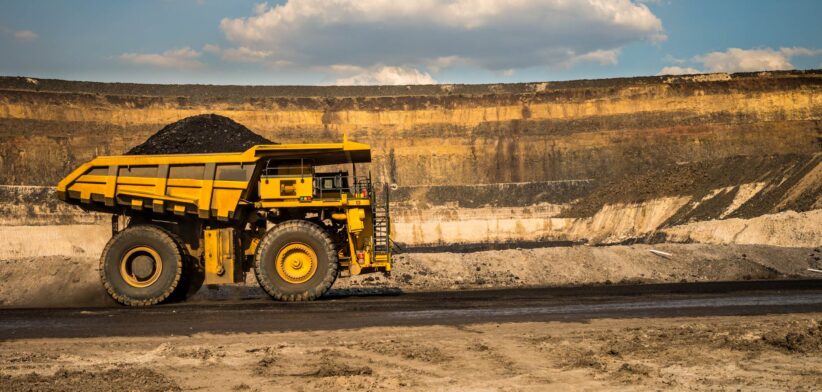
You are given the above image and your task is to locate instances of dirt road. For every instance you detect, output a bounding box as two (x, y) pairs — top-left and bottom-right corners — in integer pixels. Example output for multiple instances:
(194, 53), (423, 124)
(2, 281), (822, 391)
(3, 280), (822, 340)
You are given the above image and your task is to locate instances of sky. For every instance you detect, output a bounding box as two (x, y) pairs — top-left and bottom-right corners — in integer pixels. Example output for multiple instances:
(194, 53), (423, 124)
(0, 0), (821, 86)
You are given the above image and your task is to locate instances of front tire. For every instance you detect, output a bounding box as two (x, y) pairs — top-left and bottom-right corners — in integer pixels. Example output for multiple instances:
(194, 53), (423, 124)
(254, 220), (338, 301)
(100, 225), (183, 306)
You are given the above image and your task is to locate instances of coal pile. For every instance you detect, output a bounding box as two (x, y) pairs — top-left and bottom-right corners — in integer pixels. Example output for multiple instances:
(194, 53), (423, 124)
(126, 114), (274, 155)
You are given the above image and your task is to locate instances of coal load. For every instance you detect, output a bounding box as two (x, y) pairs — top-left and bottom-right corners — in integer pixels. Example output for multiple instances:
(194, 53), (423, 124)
(126, 114), (274, 155)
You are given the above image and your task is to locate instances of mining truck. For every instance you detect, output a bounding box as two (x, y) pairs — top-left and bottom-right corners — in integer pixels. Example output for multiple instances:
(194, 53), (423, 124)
(56, 138), (391, 306)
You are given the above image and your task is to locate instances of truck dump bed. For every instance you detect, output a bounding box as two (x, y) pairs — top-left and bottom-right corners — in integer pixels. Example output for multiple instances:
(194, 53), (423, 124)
(56, 141), (372, 220)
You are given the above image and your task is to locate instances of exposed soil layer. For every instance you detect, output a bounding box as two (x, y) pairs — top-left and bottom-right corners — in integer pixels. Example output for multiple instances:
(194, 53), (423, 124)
(126, 114), (273, 155)
(562, 153), (822, 222)
(391, 180), (595, 208)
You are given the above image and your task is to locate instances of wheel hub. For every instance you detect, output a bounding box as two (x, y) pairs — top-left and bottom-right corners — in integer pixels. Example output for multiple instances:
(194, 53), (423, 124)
(120, 246), (163, 288)
(131, 255), (155, 279)
(275, 243), (318, 284)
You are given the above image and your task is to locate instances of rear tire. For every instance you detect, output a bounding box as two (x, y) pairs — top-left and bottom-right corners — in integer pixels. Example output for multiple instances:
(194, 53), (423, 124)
(100, 225), (183, 306)
(168, 253), (205, 302)
(254, 220), (338, 301)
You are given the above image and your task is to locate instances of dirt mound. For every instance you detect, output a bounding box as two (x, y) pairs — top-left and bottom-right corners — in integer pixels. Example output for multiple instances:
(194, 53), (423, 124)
(126, 114), (274, 155)
(763, 320), (822, 353)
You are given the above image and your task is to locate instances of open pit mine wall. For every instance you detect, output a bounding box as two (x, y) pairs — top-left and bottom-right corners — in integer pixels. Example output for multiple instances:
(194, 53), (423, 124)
(0, 71), (820, 250)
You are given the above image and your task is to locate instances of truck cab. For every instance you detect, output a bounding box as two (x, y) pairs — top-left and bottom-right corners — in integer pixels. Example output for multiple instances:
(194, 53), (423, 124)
(255, 153), (391, 277)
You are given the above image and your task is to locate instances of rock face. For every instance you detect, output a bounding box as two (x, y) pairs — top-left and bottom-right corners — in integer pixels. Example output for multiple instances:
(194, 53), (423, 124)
(0, 71), (820, 247)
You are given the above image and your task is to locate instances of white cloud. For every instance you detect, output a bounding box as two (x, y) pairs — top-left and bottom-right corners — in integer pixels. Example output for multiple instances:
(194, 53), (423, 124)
(658, 46), (822, 75)
(426, 56), (471, 73)
(203, 44), (273, 63)
(334, 66), (436, 85)
(694, 47), (822, 73)
(571, 49), (621, 66)
(657, 66), (700, 75)
(202, 43), (221, 54)
(119, 47), (204, 70)
(223, 47), (273, 63)
(13, 30), (37, 41)
(254, 2), (270, 15)
(218, 0), (665, 75)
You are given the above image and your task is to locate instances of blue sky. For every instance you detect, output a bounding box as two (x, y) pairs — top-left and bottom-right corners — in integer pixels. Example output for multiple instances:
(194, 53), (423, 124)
(1, 0), (820, 85)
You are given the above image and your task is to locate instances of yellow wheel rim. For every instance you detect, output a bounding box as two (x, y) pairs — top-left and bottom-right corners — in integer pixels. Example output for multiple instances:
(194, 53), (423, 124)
(275, 242), (318, 284)
(119, 246), (163, 288)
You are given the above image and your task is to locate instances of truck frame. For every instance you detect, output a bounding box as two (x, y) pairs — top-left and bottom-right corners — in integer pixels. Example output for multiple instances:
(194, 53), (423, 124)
(56, 138), (391, 306)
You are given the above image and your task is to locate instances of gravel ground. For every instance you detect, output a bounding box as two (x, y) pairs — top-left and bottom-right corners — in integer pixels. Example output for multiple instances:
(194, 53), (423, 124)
(1, 314), (820, 391)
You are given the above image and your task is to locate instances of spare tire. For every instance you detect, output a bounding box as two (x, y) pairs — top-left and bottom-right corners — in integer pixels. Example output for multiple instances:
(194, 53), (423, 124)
(100, 225), (183, 306)
(254, 220), (338, 301)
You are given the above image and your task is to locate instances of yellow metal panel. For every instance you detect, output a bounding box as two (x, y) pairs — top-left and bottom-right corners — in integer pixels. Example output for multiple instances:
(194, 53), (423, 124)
(258, 176), (313, 199)
(166, 186), (202, 202)
(250, 140), (372, 164)
(91, 153), (255, 166)
(198, 164), (216, 218)
(212, 180), (251, 189)
(347, 208), (365, 233)
(117, 176), (157, 186)
(258, 199), (369, 208)
(76, 174), (108, 184)
(104, 165), (118, 206)
(116, 189), (197, 205)
(56, 162), (92, 195)
(155, 165), (169, 203)
(167, 178), (204, 188)
(211, 188), (244, 219)
(258, 178), (279, 199)
(116, 184), (156, 195)
(204, 228), (240, 284)
(295, 178), (313, 197)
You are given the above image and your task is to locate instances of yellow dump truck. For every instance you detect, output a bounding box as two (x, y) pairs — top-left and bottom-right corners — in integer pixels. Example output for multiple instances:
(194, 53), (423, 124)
(57, 139), (391, 306)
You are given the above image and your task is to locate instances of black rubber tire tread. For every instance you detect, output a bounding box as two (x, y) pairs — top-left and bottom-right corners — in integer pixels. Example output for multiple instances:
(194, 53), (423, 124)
(165, 229), (205, 303)
(99, 224), (183, 307)
(169, 255), (205, 302)
(254, 220), (338, 301)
